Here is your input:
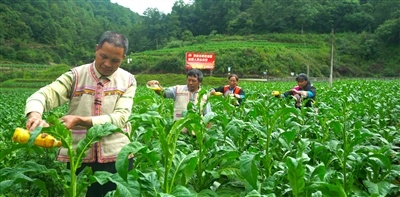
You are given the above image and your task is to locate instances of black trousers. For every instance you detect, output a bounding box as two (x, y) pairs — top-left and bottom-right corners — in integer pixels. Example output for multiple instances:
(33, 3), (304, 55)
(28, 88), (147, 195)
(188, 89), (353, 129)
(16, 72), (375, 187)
(67, 158), (133, 197)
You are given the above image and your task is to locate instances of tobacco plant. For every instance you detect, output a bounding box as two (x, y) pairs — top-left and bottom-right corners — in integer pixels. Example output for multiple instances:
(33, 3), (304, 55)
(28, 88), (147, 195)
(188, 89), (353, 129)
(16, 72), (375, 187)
(0, 116), (123, 197)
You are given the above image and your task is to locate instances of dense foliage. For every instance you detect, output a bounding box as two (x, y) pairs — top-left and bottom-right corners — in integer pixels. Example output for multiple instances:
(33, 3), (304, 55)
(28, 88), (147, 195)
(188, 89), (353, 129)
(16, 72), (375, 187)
(1, 80), (400, 196)
(0, 0), (399, 77)
(0, 63), (228, 88)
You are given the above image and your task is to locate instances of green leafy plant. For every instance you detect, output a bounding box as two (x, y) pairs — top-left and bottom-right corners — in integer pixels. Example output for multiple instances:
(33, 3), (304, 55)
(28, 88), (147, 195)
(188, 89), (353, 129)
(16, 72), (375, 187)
(0, 115), (123, 197)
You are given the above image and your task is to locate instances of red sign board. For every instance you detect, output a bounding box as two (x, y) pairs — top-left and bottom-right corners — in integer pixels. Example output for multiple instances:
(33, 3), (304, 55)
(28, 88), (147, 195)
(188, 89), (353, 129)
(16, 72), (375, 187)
(185, 52), (215, 70)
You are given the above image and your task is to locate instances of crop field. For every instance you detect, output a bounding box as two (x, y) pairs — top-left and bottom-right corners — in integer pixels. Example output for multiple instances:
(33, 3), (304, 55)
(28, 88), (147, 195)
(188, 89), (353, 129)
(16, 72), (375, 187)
(1, 79), (400, 197)
(133, 40), (326, 57)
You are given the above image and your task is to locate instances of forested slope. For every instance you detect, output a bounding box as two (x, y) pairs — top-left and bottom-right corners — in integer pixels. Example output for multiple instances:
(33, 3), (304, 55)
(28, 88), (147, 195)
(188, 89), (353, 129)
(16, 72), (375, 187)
(0, 0), (399, 77)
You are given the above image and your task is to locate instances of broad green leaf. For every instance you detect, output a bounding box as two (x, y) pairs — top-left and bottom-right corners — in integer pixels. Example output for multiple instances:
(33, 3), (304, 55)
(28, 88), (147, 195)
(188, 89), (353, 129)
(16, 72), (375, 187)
(158, 193), (175, 197)
(113, 178), (141, 197)
(272, 107), (299, 124)
(0, 143), (30, 161)
(92, 171), (113, 185)
(220, 167), (241, 178)
(280, 131), (296, 145)
(171, 150), (198, 185)
(309, 182), (347, 197)
(240, 153), (259, 190)
(44, 115), (73, 149)
(97, 172), (141, 197)
(32, 179), (49, 196)
(170, 185), (196, 197)
(136, 171), (160, 196)
(203, 111), (217, 124)
(0, 161), (58, 195)
(310, 163), (326, 181)
(326, 140), (340, 152)
(116, 141), (146, 181)
(181, 152), (198, 184)
(245, 189), (277, 196)
(76, 166), (92, 197)
(196, 189), (218, 197)
(311, 191), (322, 197)
(216, 184), (247, 197)
(0, 171), (35, 193)
(28, 126), (43, 147)
(245, 190), (261, 197)
(368, 154), (391, 170)
(206, 150), (240, 170)
(0, 180), (14, 193)
(225, 118), (242, 135)
(285, 157), (305, 196)
(328, 120), (343, 136)
(363, 180), (391, 196)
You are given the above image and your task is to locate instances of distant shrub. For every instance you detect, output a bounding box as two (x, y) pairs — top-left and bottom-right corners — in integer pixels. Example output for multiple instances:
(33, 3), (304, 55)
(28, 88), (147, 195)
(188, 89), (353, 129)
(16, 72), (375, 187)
(152, 56), (185, 74)
(0, 46), (16, 59)
(165, 40), (184, 49)
(37, 64), (71, 79)
(16, 50), (33, 62)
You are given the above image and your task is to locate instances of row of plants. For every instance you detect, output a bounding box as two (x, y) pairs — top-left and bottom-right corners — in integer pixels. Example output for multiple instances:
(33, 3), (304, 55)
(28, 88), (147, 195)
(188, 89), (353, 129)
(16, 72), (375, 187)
(1, 80), (399, 196)
(0, 64), (50, 69)
(0, 64), (71, 83)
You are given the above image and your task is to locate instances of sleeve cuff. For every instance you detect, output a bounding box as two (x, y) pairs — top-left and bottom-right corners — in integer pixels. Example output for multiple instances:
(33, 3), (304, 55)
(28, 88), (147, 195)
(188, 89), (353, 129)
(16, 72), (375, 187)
(164, 89), (174, 98)
(24, 100), (44, 116)
(91, 115), (111, 126)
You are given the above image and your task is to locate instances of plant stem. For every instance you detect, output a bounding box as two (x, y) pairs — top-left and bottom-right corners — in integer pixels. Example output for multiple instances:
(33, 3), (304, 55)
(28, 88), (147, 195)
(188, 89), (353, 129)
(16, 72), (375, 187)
(196, 127), (204, 191)
(342, 103), (348, 193)
(265, 118), (271, 177)
(69, 148), (76, 197)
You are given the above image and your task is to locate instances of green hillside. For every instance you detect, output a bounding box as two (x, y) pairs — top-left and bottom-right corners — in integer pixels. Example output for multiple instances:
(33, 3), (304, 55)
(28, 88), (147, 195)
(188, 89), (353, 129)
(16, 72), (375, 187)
(1, 31), (399, 89)
(124, 33), (395, 78)
(1, 0), (400, 78)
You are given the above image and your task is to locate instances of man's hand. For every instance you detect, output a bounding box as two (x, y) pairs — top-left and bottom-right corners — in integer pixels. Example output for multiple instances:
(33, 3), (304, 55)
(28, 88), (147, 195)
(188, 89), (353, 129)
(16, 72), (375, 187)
(228, 94), (240, 99)
(26, 112), (49, 131)
(209, 89), (216, 95)
(146, 80), (163, 93)
(146, 80), (160, 88)
(298, 91), (308, 98)
(60, 115), (92, 129)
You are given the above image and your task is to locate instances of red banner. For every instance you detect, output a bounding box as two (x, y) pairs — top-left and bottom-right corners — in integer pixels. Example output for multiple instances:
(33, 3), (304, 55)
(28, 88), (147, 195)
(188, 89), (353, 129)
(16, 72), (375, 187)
(185, 52), (215, 70)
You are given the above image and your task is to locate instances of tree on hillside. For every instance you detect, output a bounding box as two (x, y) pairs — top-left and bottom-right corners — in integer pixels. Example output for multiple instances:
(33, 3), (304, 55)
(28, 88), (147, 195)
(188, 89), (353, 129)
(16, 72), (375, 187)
(247, 0), (268, 33)
(375, 18), (400, 45)
(142, 8), (169, 50)
(369, 0), (400, 30)
(227, 11), (253, 35)
(171, 0), (196, 40)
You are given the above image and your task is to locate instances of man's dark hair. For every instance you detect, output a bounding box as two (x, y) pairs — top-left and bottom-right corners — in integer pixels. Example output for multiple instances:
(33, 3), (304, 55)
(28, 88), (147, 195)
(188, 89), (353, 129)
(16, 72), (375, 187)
(296, 73), (308, 82)
(228, 74), (239, 81)
(98, 31), (129, 56)
(187, 69), (203, 82)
